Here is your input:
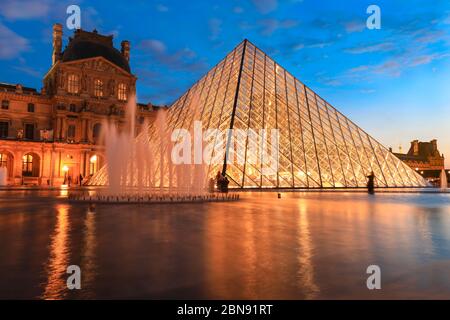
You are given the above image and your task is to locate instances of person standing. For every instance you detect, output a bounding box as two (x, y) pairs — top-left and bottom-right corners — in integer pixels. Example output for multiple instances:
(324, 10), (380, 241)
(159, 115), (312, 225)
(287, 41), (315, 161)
(367, 171), (375, 194)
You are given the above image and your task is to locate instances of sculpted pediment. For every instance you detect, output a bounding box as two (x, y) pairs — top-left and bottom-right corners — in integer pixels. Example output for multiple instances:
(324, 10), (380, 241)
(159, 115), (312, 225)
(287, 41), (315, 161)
(61, 57), (131, 76)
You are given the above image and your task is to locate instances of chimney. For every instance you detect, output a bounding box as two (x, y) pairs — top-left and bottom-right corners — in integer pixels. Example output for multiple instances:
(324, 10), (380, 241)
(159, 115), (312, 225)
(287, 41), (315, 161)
(431, 139), (438, 152)
(121, 40), (130, 62)
(52, 23), (63, 65)
(411, 140), (419, 156)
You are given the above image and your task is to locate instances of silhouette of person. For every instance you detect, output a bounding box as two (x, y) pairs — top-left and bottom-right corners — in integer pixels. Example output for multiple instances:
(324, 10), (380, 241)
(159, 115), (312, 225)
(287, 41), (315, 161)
(367, 171), (375, 194)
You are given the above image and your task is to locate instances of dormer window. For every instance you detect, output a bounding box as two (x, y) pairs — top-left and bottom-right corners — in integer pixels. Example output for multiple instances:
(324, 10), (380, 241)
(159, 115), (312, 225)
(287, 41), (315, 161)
(94, 79), (104, 97)
(118, 83), (127, 101)
(67, 74), (80, 94)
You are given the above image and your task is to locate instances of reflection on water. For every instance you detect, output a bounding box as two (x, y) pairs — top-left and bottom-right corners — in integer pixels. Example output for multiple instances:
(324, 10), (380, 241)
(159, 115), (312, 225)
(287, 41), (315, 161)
(42, 205), (70, 299)
(296, 201), (319, 299)
(0, 190), (450, 299)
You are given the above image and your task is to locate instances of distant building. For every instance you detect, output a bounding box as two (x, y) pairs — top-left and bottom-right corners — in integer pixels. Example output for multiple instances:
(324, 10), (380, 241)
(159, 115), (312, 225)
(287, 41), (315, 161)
(0, 24), (158, 186)
(393, 139), (448, 186)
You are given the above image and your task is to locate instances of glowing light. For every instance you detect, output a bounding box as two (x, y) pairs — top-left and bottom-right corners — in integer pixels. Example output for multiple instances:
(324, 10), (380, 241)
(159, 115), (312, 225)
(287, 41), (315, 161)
(90, 155), (97, 163)
(62, 165), (69, 172)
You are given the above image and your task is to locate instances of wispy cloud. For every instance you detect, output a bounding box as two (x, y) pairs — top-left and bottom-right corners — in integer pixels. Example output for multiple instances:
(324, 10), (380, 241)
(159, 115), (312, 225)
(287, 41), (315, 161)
(251, 0), (278, 14)
(345, 42), (395, 54)
(259, 19), (299, 36)
(138, 39), (207, 73)
(0, 23), (29, 59)
(0, 0), (51, 20)
(140, 39), (167, 54)
(344, 20), (365, 33)
(233, 7), (244, 14)
(208, 18), (222, 41)
(13, 65), (42, 78)
(156, 4), (169, 12)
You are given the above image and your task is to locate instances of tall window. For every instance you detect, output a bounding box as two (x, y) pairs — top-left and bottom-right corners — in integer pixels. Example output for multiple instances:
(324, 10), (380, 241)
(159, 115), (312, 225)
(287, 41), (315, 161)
(0, 153), (7, 168)
(27, 103), (35, 113)
(25, 124), (34, 140)
(69, 104), (76, 112)
(94, 79), (104, 97)
(89, 155), (98, 175)
(1, 100), (9, 110)
(0, 122), (8, 138)
(67, 125), (76, 139)
(67, 74), (80, 94)
(92, 123), (102, 141)
(22, 154), (33, 176)
(118, 83), (127, 101)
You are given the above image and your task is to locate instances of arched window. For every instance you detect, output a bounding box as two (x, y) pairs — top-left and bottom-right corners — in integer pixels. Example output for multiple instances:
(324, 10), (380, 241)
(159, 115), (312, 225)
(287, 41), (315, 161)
(67, 74), (80, 94)
(22, 154), (33, 177)
(94, 79), (104, 97)
(0, 153), (8, 168)
(118, 83), (127, 101)
(89, 155), (99, 175)
(22, 153), (40, 177)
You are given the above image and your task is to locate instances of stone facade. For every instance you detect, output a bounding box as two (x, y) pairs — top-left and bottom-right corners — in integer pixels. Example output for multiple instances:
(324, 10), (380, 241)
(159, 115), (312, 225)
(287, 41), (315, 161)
(0, 24), (157, 186)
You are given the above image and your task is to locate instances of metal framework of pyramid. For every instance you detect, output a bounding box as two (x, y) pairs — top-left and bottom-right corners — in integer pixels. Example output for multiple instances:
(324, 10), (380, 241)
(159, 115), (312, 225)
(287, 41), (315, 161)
(90, 39), (428, 189)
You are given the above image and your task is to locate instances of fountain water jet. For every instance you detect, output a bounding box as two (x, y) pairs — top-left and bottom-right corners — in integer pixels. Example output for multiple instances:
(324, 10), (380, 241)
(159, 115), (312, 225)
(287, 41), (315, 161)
(78, 94), (239, 204)
(440, 169), (448, 190)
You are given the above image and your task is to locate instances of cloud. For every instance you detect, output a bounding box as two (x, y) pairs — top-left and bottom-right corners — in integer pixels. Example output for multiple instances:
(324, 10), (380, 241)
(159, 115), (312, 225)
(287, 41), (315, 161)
(156, 4), (169, 12)
(409, 53), (450, 67)
(0, 23), (30, 59)
(344, 21), (365, 33)
(251, 0), (278, 14)
(259, 19), (299, 36)
(0, 0), (50, 20)
(208, 18), (222, 41)
(81, 6), (104, 31)
(13, 65), (42, 78)
(140, 39), (167, 54)
(345, 42), (395, 54)
(138, 39), (208, 73)
(348, 65), (369, 73)
(233, 7), (244, 14)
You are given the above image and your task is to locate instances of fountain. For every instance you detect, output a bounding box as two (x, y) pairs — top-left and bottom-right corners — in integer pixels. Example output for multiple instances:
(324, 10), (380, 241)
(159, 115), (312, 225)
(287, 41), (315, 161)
(0, 167), (7, 186)
(440, 169), (448, 190)
(70, 95), (239, 204)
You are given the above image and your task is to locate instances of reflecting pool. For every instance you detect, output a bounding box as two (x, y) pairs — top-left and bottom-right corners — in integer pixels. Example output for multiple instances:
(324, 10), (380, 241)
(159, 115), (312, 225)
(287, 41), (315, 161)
(0, 190), (449, 299)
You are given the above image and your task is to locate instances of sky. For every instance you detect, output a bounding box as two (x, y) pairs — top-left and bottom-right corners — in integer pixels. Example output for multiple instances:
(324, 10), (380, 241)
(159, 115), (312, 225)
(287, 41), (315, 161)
(0, 0), (449, 166)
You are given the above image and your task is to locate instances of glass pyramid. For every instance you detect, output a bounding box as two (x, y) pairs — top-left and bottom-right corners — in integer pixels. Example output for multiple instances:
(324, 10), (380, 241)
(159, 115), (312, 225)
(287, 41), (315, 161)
(89, 39), (428, 189)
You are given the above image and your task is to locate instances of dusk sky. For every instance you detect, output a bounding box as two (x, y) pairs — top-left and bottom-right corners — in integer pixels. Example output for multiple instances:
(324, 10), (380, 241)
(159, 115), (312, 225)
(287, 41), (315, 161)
(0, 0), (449, 166)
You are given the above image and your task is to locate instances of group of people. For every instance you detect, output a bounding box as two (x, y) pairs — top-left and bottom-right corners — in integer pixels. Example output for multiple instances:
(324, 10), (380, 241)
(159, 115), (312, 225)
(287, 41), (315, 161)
(208, 171), (230, 193)
(63, 173), (85, 187)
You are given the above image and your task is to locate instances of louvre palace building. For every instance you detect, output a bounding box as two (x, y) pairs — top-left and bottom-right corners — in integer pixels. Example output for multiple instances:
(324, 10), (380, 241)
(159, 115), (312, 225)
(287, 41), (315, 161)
(0, 24), (157, 186)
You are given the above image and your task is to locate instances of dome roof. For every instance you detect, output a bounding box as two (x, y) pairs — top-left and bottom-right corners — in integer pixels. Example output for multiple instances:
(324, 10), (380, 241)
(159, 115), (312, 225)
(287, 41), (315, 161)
(61, 29), (130, 73)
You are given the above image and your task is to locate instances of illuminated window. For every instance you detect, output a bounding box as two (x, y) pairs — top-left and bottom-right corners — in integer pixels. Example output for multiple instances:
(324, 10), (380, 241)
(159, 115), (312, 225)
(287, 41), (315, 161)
(118, 83), (127, 101)
(22, 154), (33, 176)
(94, 79), (104, 97)
(0, 153), (7, 167)
(67, 74), (80, 94)
(89, 155), (98, 175)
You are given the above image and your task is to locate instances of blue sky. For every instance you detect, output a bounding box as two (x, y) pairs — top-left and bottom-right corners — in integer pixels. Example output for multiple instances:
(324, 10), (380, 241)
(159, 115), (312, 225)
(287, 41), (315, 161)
(0, 0), (449, 165)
